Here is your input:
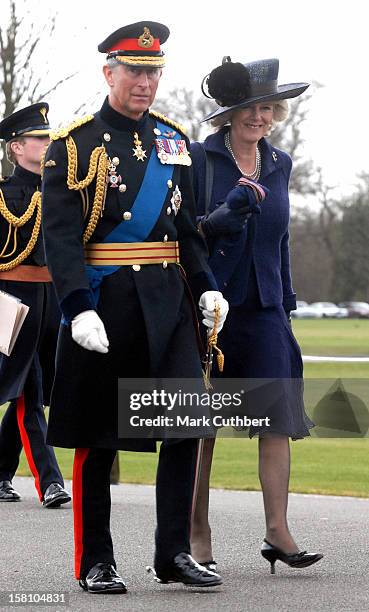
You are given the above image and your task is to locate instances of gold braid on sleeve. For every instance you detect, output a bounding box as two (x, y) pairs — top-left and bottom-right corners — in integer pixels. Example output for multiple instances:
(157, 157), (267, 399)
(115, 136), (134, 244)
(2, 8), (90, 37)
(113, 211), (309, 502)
(0, 189), (41, 271)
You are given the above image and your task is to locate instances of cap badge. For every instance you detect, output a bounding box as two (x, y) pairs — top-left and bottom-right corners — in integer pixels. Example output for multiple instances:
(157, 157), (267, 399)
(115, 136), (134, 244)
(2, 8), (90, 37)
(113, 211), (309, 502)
(39, 107), (48, 124)
(138, 27), (154, 49)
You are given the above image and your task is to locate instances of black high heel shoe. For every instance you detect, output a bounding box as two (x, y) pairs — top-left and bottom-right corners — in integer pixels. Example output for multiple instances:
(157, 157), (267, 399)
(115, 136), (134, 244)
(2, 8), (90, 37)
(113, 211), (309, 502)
(261, 539), (323, 574)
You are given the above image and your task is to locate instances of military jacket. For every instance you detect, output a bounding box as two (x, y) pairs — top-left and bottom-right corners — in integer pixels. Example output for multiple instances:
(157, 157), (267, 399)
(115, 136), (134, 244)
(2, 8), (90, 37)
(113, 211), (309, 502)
(0, 166), (59, 404)
(41, 98), (216, 450)
(0, 165), (44, 267)
(42, 98), (216, 321)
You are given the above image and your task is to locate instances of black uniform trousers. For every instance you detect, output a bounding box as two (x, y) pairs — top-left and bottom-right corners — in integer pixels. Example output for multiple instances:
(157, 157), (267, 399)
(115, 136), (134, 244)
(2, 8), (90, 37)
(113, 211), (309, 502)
(0, 356), (64, 500)
(73, 440), (199, 579)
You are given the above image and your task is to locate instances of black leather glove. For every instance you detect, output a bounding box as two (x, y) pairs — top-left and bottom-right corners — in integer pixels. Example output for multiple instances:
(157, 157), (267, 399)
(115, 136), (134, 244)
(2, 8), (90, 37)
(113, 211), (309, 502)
(227, 184), (263, 213)
(200, 201), (254, 237)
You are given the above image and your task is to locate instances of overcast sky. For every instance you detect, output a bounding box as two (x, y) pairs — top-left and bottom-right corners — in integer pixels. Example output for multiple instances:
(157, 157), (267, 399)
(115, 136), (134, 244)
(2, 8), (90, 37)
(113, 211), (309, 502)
(11, 0), (368, 195)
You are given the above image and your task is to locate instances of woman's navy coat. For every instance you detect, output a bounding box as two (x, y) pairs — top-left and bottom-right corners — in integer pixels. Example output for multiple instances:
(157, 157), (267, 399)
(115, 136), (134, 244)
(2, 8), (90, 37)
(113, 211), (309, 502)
(191, 128), (296, 312)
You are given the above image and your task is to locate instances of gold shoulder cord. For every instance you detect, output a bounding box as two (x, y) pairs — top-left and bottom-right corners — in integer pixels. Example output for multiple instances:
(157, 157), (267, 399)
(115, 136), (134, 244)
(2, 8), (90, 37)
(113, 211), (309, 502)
(149, 110), (187, 135)
(50, 115), (109, 244)
(0, 188), (41, 271)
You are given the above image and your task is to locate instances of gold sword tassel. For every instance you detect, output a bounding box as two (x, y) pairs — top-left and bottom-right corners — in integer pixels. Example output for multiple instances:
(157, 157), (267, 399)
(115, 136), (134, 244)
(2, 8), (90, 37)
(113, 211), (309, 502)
(203, 301), (225, 391)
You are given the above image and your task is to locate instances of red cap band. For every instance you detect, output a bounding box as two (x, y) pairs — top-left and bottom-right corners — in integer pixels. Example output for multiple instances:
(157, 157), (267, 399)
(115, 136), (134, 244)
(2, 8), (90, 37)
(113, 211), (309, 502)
(108, 38), (161, 52)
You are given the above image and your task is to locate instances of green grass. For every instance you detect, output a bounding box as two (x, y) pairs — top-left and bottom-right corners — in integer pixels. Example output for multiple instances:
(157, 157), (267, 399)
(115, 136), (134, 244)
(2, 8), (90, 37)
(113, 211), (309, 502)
(303, 362), (369, 378)
(10, 437), (369, 498)
(2, 319), (369, 497)
(292, 319), (369, 356)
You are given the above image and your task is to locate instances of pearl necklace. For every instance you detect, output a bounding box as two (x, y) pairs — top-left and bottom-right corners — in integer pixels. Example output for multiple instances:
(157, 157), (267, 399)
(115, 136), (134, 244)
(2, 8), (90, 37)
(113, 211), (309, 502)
(224, 131), (261, 181)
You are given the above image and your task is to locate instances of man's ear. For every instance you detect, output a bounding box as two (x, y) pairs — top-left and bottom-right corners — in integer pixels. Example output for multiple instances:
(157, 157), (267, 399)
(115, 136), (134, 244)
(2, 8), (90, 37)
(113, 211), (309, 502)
(10, 141), (23, 157)
(103, 64), (114, 87)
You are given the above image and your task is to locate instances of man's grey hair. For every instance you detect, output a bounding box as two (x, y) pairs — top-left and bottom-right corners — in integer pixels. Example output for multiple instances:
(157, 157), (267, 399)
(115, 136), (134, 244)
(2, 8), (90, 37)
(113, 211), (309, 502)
(106, 57), (121, 69)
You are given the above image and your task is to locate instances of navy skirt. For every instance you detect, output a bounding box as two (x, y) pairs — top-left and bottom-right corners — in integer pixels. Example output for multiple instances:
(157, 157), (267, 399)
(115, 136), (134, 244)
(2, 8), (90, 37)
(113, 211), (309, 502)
(216, 300), (313, 439)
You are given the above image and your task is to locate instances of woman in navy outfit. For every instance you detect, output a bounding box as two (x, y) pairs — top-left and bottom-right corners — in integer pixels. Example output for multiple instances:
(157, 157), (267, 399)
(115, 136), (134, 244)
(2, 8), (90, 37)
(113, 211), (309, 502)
(190, 58), (323, 574)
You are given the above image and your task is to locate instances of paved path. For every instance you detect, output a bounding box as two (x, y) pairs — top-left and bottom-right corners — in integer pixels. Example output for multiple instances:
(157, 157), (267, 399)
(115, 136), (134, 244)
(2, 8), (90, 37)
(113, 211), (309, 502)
(1, 477), (368, 611)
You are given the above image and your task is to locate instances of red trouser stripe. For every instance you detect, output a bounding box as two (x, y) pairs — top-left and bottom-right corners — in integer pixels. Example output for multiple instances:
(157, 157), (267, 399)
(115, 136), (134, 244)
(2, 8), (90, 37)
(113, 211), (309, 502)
(73, 448), (90, 580)
(16, 394), (42, 501)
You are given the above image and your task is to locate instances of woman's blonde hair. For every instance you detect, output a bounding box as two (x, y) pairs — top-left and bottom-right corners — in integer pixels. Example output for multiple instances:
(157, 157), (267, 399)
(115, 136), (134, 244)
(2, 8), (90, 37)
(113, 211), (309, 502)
(212, 99), (289, 131)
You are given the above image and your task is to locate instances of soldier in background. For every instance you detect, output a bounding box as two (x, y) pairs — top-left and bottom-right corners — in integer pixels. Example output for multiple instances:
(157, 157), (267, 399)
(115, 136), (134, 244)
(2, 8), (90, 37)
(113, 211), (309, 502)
(0, 104), (71, 508)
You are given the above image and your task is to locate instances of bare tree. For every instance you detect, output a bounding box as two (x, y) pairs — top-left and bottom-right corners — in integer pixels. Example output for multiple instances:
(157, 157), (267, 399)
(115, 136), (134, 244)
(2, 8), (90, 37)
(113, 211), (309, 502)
(153, 87), (216, 141)
(0, 0), (77, 176)
(268, 83), (322, 195)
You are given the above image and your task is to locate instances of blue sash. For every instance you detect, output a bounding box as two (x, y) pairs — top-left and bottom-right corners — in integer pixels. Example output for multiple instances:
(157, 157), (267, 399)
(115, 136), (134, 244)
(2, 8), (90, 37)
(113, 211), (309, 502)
(86, 120), (178, 304)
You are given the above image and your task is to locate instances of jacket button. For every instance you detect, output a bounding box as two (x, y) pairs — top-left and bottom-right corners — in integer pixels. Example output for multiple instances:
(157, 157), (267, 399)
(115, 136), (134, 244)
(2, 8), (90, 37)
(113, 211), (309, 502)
(162, 260), (168, 269)
(132, 265), (141, 271)
(103, 133), (111, 142)
(119, 184), (127, 193)
(163, 234), (168, 242)
(112, 156), (120, 165)
(166, 207), (171, 215)
(123, 211), (132, 221)
(167, 179), (173, 188)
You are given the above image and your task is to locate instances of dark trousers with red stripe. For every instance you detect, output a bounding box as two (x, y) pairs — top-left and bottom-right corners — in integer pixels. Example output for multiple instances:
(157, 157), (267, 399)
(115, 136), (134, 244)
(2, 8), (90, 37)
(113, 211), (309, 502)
(0, 362), (64, 500)
(73, 439), (198, 580)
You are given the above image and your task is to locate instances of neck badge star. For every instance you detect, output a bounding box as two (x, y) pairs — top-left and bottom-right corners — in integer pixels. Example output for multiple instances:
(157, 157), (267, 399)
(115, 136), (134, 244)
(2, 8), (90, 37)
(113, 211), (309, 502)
(132, 131), (147, 162)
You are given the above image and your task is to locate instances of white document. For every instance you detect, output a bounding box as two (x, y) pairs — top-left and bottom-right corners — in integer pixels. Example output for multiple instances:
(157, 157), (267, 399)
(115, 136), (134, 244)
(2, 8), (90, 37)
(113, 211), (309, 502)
(0, 290), (29, 356)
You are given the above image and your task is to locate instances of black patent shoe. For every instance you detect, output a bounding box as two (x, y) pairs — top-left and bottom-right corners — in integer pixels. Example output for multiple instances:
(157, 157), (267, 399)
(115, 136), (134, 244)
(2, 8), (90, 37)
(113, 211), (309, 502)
(261, 539), (323, 574)
(0, 480), (21, 502)
(200, 560), (218, 572)
(79, 563), (127, 594)
(147, 552), (222, 587)
(43, 483), (71, 508)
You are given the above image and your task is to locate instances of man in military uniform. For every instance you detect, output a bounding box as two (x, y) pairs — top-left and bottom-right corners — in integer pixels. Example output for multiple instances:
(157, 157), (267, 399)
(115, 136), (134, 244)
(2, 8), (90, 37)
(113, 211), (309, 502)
(42, 21), (228, 594)
(0, 104), (71, 508)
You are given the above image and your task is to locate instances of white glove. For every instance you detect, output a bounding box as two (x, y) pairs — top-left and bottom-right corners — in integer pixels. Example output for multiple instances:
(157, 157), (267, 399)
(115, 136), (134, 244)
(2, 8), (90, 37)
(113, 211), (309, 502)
(71, 310), (109, 354)
(199, 291), (229, 333)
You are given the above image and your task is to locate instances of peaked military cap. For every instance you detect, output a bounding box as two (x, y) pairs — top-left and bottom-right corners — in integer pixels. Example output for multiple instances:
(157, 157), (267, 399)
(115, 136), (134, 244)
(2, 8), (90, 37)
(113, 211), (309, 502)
(201, 58), (309, 122)
(98, 21), (170, 68)
(0, 102), (51, 142)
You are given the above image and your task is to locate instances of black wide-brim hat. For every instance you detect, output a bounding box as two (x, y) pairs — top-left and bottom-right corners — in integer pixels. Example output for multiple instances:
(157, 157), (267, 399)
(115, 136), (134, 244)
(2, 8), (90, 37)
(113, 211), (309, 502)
(201, 58), (309, 122)
(98, 21), (169, 68)
(0, 102), (51, 142)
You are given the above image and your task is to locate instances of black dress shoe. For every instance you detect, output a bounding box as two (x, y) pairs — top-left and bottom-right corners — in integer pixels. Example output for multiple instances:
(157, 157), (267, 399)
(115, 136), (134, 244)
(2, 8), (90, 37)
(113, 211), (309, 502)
(79, 563), (127, 594)
(150, 552), (222, 587)
(261, 539), (324, 574)
(0, 480), (21, 502)
(43, 483), (71, 508)
(200, 559), (218, 572)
